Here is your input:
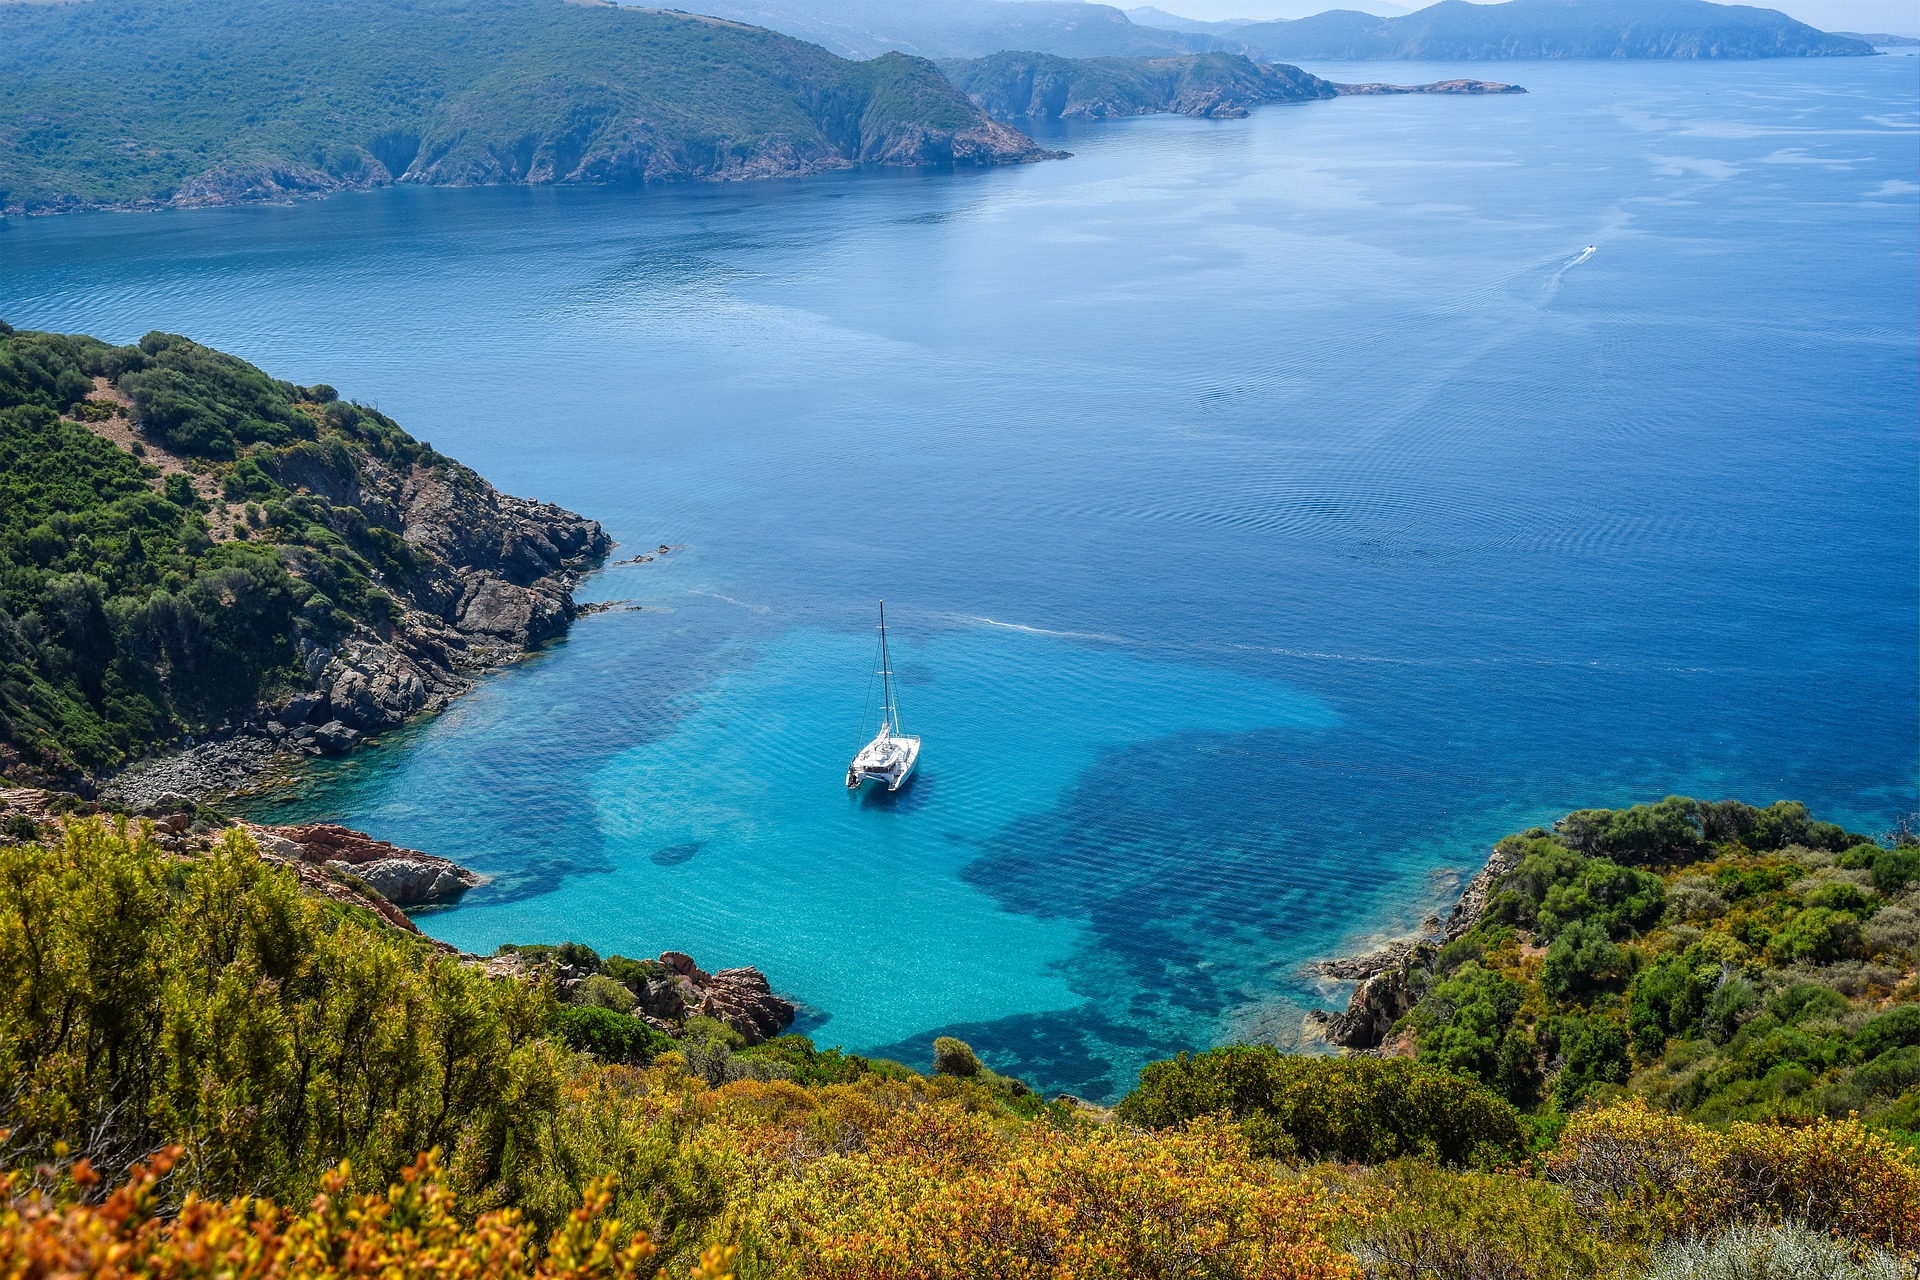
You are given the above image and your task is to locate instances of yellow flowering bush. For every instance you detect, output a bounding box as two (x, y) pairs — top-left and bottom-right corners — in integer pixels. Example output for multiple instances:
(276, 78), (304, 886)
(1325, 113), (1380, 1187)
(0, 1146), (739, 1280)
(713, 1086), (1361, 1280)
(1547, 1097), (1920, 1249)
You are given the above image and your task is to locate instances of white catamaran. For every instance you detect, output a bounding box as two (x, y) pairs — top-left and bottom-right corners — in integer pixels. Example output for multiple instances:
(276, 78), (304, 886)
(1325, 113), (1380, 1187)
(846, 601), (920, 792)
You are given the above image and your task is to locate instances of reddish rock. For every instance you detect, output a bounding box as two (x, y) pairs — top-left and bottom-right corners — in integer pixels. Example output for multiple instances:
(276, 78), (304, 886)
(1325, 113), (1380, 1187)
(244, 822), (483, 906)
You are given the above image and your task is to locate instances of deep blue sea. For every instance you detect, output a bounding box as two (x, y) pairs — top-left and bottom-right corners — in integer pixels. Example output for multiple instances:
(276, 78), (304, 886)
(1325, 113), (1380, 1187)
(3, 57), (1915, 1100)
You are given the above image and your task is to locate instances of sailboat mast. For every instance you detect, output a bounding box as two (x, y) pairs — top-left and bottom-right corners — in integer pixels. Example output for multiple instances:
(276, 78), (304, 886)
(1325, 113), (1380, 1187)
(878, 600), (897, 734)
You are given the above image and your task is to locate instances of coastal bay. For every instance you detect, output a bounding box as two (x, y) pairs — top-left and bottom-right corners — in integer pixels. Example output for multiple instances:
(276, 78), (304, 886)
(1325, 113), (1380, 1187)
(2, 56), (1913, 1100)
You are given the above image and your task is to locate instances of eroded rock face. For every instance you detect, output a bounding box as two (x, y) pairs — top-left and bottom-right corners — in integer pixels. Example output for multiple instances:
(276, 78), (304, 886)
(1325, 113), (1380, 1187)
(1305, 843), (1519, 1052)
(1311, 948), (1432, 1050)
(697, 966), (795, 1046)
(647, 952), (794, 1046)
(246, 822), (483, 906)
(101, 455), (610, 809)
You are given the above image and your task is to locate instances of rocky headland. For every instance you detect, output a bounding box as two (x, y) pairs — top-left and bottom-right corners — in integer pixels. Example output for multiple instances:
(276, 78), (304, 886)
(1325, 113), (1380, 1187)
(101, 453), (610, 808)
(1304, 842), (1520, 1052)
(942, 50), (1337, 120)
(0, 327), (612, 807)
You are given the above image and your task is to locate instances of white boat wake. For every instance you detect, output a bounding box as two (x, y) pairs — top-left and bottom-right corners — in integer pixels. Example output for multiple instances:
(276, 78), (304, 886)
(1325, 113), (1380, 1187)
(1541, 244), (1598, 303)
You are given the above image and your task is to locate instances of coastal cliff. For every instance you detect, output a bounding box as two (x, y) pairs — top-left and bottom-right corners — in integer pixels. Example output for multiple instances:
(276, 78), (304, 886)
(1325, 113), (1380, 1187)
(942, 51), (1338, 120)
(0, 325), (610, 801)
(0, 0), (1057, 215)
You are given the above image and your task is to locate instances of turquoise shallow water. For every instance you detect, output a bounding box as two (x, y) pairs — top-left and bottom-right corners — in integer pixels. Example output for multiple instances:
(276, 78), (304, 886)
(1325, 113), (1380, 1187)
(2, 56), (1914, 1098)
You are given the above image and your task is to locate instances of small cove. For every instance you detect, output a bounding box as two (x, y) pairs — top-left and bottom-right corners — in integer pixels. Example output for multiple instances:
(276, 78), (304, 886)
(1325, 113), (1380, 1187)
(2, 56), (1914, 1098)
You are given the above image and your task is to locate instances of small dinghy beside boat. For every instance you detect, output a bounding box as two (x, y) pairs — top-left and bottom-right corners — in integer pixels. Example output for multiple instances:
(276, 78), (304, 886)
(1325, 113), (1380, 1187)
(846, 600), (920, 793)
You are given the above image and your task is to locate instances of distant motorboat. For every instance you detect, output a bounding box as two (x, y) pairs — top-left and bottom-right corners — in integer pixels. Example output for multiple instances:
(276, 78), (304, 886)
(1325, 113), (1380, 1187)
(1584, 245), (1597, 252)
(846, 600), (920, 793)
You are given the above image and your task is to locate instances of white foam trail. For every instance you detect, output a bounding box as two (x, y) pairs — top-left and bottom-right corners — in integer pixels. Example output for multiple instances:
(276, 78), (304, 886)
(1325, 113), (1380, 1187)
(953, 614), (1130, 645)
(688, 588), (773, 614)
(1541, 244), (1598, 304)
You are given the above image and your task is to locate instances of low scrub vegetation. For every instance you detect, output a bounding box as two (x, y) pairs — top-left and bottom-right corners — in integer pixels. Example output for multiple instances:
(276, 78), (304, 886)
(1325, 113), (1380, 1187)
(3, 805), (1917, 1278)
(1400, 797), (1920, 1131)
(0, 325), (446, 777)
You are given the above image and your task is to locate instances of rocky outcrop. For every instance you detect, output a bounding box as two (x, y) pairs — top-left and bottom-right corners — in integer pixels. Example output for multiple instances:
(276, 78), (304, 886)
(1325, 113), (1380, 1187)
(1444, 844), (1519, 942)
(244, 822), (484, 906)
(104, 454), (610, 808)
(943, 50), (1336, 121)
(659, 951), (796, 1046)
(1305, 844), (1518, 1051)
(1306, 944), (1433, 1050)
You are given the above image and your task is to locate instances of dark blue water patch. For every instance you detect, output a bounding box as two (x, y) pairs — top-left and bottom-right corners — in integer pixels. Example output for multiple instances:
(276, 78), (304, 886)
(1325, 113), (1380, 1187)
(869, 1006), (1159, 1102)
(651, 841), (701, 866)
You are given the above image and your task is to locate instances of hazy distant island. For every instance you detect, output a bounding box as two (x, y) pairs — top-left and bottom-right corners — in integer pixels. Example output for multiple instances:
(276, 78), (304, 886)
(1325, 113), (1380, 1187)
(684, 0), (1879, 61)
(1181, 0), (1876, 59)
(940, 51), (1522, 120)
(0, 0), (1055, 215)
(660, 0), (1231, 59)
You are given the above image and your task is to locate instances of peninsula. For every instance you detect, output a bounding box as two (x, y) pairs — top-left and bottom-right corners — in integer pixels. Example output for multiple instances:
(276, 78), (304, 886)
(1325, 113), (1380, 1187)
(0, 0), (1054, 215)
(940, 51), (1522, 120)
(0, 324), (611, 801)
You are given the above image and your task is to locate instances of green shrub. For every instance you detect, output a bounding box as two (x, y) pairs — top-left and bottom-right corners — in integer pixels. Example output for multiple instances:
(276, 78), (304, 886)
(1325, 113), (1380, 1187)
(1117, 1047), (1527, 1168)
(932, 1036), (984, 1078)
(1339, 1159), (1632, 1280)
(1871, 847), (1920, 895)
(1544, 920), (1635, 1003)
(1854, 1005), (1920, 1060)
(554, 940), (602, 971)
(573, 973), (637, 1014)
(549, 1003), (667, 1065)
(680, 1015), (744, 1050)
(0, 819), (551, 1201)
(1766, 908), (1864, 966)
(600, 953), (665, 994)
(737, 1035), (915, 1087)
(1551, 1015), (1630, 1111)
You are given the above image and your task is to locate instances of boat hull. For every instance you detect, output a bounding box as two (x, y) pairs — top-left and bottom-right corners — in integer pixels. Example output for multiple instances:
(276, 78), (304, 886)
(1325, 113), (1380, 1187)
(847, 734), (920, 792)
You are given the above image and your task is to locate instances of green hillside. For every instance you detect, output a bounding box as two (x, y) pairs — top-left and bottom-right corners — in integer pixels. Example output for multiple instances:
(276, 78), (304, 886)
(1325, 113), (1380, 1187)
(1332, 795), (1920, 1132)
(942, 50), (1337, 120)
(1230, 0), (1875, 58)
(0, 324), (611, 783)
(0, 0), (1048, 214)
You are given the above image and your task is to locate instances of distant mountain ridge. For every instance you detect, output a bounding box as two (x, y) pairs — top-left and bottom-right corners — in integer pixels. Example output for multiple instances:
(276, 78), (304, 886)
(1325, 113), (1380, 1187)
(0, 0), (1057, 214)
(1225, 0), (1875, 58)
(675, 0), (1233, 58)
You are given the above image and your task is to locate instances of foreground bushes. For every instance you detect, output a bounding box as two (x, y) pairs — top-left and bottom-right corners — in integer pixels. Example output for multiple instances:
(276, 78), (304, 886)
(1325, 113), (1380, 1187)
(1118, 1046), (1528, 1168)
(1546, 1098), (1920, 1249)
(715, 1087), (1361, 1280)
(0, 819), (552, 1205)
(5, 812), (1918, 1278)
(0, 1147), (735, 1280)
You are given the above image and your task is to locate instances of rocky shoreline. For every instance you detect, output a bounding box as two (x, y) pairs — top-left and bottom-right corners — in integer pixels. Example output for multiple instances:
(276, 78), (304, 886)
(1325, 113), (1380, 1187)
(1302, 842), (1520, 1053)
(98, 458), (614, 811)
